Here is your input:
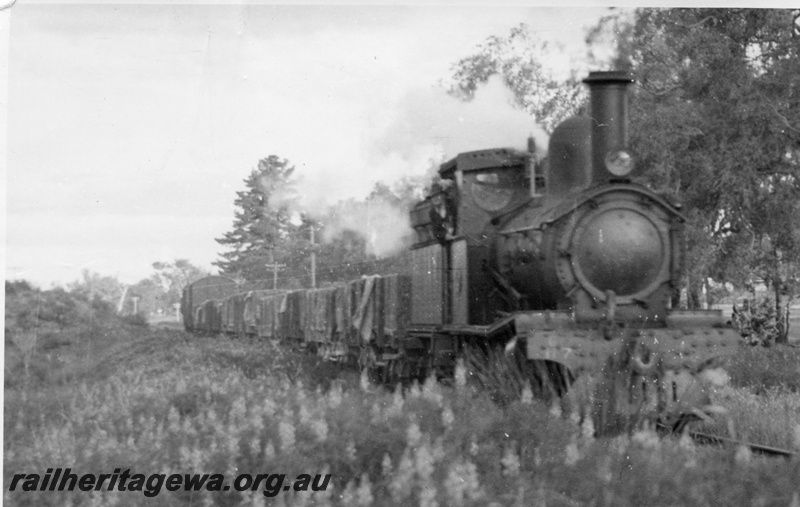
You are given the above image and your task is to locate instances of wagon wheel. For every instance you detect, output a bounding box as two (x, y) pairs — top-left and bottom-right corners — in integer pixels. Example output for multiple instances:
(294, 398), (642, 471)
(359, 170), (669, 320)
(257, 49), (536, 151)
(384, 354), (407, 387)
(358, 343), (383, 385)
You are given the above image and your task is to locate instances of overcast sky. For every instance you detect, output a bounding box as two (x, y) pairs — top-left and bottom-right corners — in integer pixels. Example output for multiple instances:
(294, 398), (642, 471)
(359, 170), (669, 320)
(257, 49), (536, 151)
(5, 2), (619, 288)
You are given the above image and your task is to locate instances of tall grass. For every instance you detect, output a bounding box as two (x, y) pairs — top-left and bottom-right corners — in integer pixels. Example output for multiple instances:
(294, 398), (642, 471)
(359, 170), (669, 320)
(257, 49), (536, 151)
(697, 384), (800, 452)
(460, 345), (567, 406)
(724, 344), (800, 393)
(5, 328), (800, 506)
(684, 344), (800, 452)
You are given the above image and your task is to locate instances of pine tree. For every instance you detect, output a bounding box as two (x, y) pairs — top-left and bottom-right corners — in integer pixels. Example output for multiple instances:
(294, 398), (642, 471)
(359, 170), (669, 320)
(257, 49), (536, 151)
(214, 156), (302, 285)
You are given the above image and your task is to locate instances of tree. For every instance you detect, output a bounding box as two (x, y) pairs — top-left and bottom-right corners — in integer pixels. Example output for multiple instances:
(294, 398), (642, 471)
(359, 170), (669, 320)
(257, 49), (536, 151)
(5, 281), (41, 338)
(447, 23), (586, 133)
(38, 287), (80, 332)
(151, 259), (209, 312)
(214, 156), (303, 284)
(6, 282), (99, 340)
(126, 278), (158, 316)
(313, 227), (374, 284)
(590, 8), (800, 340)
(66, 270), (125, 309)
(5, 280), (33, 297)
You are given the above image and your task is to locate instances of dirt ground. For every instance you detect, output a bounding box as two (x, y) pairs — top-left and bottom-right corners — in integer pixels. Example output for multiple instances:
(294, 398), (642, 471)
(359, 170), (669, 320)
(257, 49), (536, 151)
(147, 314), (185, 330)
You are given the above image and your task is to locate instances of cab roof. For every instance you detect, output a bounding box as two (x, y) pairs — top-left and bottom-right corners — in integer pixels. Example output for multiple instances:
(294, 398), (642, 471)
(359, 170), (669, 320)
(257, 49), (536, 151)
(438, 147), (529, 178)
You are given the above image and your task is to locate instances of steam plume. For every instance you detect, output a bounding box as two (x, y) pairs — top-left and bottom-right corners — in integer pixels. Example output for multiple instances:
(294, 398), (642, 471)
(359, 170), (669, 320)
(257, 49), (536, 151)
(294, 77), (550, 259)
(373, 75), (549, 164)
(322, 198), (414, 258)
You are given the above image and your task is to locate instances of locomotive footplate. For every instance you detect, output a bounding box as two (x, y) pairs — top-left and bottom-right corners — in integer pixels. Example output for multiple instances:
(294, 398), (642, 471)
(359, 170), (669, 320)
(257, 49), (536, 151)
(517, 311), (740, 435)
(516, 311), (740, 374)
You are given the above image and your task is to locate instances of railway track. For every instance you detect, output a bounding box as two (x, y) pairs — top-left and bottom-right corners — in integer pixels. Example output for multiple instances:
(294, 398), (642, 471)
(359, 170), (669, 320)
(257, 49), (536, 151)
(657, 423), (796, 459)
(687, 429), (796, 458)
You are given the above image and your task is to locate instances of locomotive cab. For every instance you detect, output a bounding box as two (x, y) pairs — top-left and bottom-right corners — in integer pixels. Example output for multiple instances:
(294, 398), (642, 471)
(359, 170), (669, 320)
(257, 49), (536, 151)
(409, 147), (539, 327)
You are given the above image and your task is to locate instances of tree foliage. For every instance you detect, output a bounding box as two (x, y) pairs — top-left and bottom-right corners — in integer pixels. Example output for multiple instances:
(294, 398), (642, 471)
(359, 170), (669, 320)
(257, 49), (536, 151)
(447, 23), (586, 133)
(126, 277), (161, 316)
(5, 280), (115, 340)
(590, 8), (800, 337)
(150, 259), (209, 311)
(66, 270), (125, 309)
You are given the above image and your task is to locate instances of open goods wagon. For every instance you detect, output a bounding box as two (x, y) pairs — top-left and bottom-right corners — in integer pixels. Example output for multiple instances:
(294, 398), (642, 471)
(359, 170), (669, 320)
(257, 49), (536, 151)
(183, 275), (411, 364)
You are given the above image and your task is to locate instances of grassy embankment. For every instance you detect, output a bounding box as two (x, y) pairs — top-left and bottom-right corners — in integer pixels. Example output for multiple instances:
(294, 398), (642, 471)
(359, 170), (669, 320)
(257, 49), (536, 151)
(4, 315), (800, 506)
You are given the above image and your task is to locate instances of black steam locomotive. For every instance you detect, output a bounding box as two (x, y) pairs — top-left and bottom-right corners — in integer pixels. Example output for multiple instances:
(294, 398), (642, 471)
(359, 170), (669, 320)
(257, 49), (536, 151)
(182, 71), (739, 434)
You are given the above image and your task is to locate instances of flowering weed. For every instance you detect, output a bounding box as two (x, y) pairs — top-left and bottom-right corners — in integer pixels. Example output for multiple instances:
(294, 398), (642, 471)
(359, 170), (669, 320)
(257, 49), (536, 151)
(5, 328), (800, 506)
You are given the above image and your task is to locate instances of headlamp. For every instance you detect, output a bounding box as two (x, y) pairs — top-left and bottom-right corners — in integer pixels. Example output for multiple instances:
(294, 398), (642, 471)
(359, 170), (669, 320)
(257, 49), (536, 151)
(604, 150), (634, 177)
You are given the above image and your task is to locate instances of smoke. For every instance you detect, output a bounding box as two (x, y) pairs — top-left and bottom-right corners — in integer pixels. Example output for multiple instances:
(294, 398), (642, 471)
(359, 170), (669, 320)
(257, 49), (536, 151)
(322, 198), (414, 258)
(373, 75), (549, 164)
(259, 176), (299, 211)
(273, 77), (550, 260)
(258, 169), (414, 258)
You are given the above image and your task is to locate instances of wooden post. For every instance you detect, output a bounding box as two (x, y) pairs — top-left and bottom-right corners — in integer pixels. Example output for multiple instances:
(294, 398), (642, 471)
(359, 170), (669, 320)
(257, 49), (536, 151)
(117, 286), (128, 314)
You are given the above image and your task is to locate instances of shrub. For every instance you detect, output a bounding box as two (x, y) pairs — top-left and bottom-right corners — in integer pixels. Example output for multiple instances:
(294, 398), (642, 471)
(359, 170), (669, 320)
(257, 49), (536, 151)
(121, 313), (150, 327)
(731, 297), (788, 346)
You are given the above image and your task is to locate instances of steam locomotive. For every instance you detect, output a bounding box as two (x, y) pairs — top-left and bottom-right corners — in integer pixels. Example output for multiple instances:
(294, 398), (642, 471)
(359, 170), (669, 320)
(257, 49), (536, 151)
(182, 71), (740, 434)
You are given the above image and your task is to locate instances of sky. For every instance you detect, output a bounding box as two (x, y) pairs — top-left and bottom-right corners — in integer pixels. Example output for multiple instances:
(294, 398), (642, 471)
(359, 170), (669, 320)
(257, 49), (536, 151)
(4, 2), (619, 288)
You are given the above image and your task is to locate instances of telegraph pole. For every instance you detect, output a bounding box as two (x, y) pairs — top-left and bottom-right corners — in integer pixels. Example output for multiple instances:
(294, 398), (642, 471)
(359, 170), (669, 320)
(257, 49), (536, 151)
(264, 250), (285, 291)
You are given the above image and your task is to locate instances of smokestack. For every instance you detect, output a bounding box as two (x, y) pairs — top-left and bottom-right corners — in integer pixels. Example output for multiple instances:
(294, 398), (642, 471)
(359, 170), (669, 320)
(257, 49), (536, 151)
(583, 71), (635, 184)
